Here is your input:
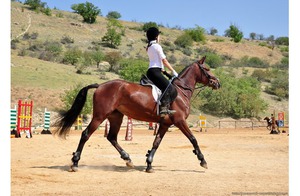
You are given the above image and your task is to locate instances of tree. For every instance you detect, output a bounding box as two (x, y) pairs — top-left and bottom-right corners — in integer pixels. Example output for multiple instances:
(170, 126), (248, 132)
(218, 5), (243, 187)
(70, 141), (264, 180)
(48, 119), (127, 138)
(142, 22), (159, 32)
(91, 50), (104, 68)
(209, 27), (218, 35)
(24, 0), (51, 15)
(224, 24), (243, 43)
(24, 0), (46, 10)
(106, 11), (121, 19)
(101, 18), (124, 48)
(71, 2), (101, 24)
(249, 32), (256, 40)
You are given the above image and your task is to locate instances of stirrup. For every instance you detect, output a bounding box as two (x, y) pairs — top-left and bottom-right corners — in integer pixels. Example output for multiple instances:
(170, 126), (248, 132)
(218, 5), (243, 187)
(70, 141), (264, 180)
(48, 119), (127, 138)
(159, 109), (176, 117)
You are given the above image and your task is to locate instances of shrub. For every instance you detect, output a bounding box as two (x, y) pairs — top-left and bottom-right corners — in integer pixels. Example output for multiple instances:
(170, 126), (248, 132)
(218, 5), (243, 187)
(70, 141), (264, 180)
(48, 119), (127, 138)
(199, 68), (267, 118)
(204, 53), (223, 68)
(61, 35), (74, 44)
(185, 26), (206, 42)
(62, 48), (82, 65)
(104, 51), (122, 72)
(174, 33), (193, 48)
(119, 58), (148, 82)
(60, 83), (93, 115)
(275, 37), (289, 46)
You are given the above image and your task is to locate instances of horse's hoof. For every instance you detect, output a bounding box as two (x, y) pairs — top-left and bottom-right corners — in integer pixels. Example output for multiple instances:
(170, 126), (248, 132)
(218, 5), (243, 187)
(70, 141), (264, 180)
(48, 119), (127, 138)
(126, 161), (135, 168)
(200, 162), (208, 169)
(145, 168), (154, 173)
(68, 165), (78, 172)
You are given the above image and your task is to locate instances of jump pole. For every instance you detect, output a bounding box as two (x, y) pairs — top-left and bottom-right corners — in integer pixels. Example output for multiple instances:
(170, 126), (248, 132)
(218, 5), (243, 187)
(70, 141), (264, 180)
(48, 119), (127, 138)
(41, 108), (51, 134)
(125, 117), (133, 141)
(16, 100), (33, 138)
(10, 105), (17, 137)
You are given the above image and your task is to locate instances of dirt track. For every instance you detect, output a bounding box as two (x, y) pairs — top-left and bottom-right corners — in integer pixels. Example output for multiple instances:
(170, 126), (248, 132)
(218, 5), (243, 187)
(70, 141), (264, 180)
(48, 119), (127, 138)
(11, 127), (288, 196)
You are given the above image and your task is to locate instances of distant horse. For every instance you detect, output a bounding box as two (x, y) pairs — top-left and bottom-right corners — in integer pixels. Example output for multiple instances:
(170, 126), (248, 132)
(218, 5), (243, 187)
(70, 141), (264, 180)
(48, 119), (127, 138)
(53, 56), (220, 173)
(263, 117), (279, 130)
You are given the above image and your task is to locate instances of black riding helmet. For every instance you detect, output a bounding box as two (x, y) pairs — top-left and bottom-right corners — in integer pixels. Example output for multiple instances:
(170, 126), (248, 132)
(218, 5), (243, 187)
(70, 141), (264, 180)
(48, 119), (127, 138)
(146, 27), (161, 41)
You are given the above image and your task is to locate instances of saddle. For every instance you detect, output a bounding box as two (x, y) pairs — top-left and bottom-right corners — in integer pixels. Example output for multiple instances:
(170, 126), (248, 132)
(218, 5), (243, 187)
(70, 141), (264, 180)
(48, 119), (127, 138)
(140, 74), (161, 102)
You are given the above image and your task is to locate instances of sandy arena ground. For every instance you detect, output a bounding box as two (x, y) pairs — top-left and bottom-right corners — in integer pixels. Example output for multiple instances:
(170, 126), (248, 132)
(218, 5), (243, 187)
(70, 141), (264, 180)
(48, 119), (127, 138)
(11, 127), (289, 196)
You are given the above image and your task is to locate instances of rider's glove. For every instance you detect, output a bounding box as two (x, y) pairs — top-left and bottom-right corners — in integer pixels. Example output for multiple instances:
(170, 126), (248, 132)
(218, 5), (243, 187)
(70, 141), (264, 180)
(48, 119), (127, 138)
(172, 70), (178, 77)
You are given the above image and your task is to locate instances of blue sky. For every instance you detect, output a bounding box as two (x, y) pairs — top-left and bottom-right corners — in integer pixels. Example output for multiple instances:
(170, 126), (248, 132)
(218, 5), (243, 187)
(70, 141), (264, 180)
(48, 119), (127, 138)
(40, 0), (289, 38)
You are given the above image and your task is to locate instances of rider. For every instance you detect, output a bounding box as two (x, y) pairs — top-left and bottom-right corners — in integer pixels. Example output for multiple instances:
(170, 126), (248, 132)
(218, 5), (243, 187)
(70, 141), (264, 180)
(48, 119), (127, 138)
(145, 27), (178, 117)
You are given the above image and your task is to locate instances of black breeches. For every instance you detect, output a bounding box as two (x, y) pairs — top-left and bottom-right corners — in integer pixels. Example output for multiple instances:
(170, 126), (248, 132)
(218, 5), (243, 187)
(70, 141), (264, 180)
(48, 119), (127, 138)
(147, 68), (169, 92)
(147, 68), (177, 104)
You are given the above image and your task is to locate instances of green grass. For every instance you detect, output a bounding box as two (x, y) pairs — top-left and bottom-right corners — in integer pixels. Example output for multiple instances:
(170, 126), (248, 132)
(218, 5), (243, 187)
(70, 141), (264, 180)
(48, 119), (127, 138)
(11, 55), (105, 90)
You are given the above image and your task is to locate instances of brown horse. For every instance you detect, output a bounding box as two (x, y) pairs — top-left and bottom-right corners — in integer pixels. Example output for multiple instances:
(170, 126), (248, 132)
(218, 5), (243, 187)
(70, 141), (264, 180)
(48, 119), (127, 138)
(53, 56), (220, 173)
(263, 117), (279, 131)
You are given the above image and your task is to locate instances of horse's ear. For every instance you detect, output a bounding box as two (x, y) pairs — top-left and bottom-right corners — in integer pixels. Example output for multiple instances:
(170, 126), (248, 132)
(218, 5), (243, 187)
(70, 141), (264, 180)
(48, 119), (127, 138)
(199, 56), (206, 64)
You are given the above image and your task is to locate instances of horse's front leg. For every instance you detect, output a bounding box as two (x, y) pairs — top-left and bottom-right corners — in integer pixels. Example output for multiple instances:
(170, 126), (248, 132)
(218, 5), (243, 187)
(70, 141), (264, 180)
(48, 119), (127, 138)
(175, 120), (208, 169)
(145, 123), (169, 173)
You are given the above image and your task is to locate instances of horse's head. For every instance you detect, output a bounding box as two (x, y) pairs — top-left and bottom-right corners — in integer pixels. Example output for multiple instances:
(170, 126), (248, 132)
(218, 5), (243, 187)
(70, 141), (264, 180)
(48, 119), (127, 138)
(196, 56), (220, 89)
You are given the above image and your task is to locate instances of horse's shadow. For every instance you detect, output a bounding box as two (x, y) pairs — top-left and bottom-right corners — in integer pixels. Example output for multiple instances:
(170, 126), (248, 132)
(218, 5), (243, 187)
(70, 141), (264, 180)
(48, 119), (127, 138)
(31, 164), (205, 173)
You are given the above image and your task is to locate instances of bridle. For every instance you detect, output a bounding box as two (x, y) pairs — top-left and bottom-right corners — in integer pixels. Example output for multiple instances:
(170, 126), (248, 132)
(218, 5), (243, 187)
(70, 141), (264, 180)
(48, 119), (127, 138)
(174, 61), (219, 100)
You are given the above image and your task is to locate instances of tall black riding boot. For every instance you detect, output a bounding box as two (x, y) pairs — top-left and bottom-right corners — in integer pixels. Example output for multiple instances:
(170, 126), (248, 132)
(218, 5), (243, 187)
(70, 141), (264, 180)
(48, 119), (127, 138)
(159, 93), (176, 117)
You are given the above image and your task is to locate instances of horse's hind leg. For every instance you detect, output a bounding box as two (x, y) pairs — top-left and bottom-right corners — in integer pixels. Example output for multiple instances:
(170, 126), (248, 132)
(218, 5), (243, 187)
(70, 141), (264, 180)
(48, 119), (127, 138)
(70, 117), (102, 172)
(106, 111), (134, 168)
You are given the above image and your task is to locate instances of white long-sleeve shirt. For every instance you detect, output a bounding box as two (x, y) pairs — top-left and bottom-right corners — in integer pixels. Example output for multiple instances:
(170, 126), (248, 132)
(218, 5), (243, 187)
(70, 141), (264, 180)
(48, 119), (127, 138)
(147, 40), (166, 69)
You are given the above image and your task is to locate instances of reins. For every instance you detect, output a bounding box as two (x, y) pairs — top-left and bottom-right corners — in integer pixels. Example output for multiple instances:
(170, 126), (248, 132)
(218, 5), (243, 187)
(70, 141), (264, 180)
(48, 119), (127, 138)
(173, 61), (210, 102)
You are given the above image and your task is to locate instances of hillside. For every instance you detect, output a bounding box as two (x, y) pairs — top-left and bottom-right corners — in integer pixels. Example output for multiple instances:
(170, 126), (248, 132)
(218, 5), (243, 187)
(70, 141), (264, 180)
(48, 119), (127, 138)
(10, 2), (288, 126)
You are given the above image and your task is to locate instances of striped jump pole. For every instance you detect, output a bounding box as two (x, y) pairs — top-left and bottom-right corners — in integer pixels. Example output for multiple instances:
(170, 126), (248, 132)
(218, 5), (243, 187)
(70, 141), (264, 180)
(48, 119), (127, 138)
(125, 117), (133, 141)
(41, 108), (51, 134)
(10, 105), (17, 137)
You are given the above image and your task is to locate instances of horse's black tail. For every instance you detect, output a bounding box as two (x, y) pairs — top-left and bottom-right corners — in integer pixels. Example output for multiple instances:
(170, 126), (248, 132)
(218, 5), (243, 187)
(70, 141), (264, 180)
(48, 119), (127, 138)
(53, 83), (99, 139)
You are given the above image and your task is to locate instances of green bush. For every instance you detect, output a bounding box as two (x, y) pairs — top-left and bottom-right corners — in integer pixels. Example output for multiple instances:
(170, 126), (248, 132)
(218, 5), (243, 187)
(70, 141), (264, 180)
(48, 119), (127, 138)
(60, 83), (93, 115)
(185, 26), (206, 42)
(174, 33), (193, 48)
(62, 48), (82, 65)
(275, 37), (289, 46)
(204, 53), (223, 68)
(198, 68), (267, 118)
(265, 70), (289, 99)
(119, 58), (148, 82)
